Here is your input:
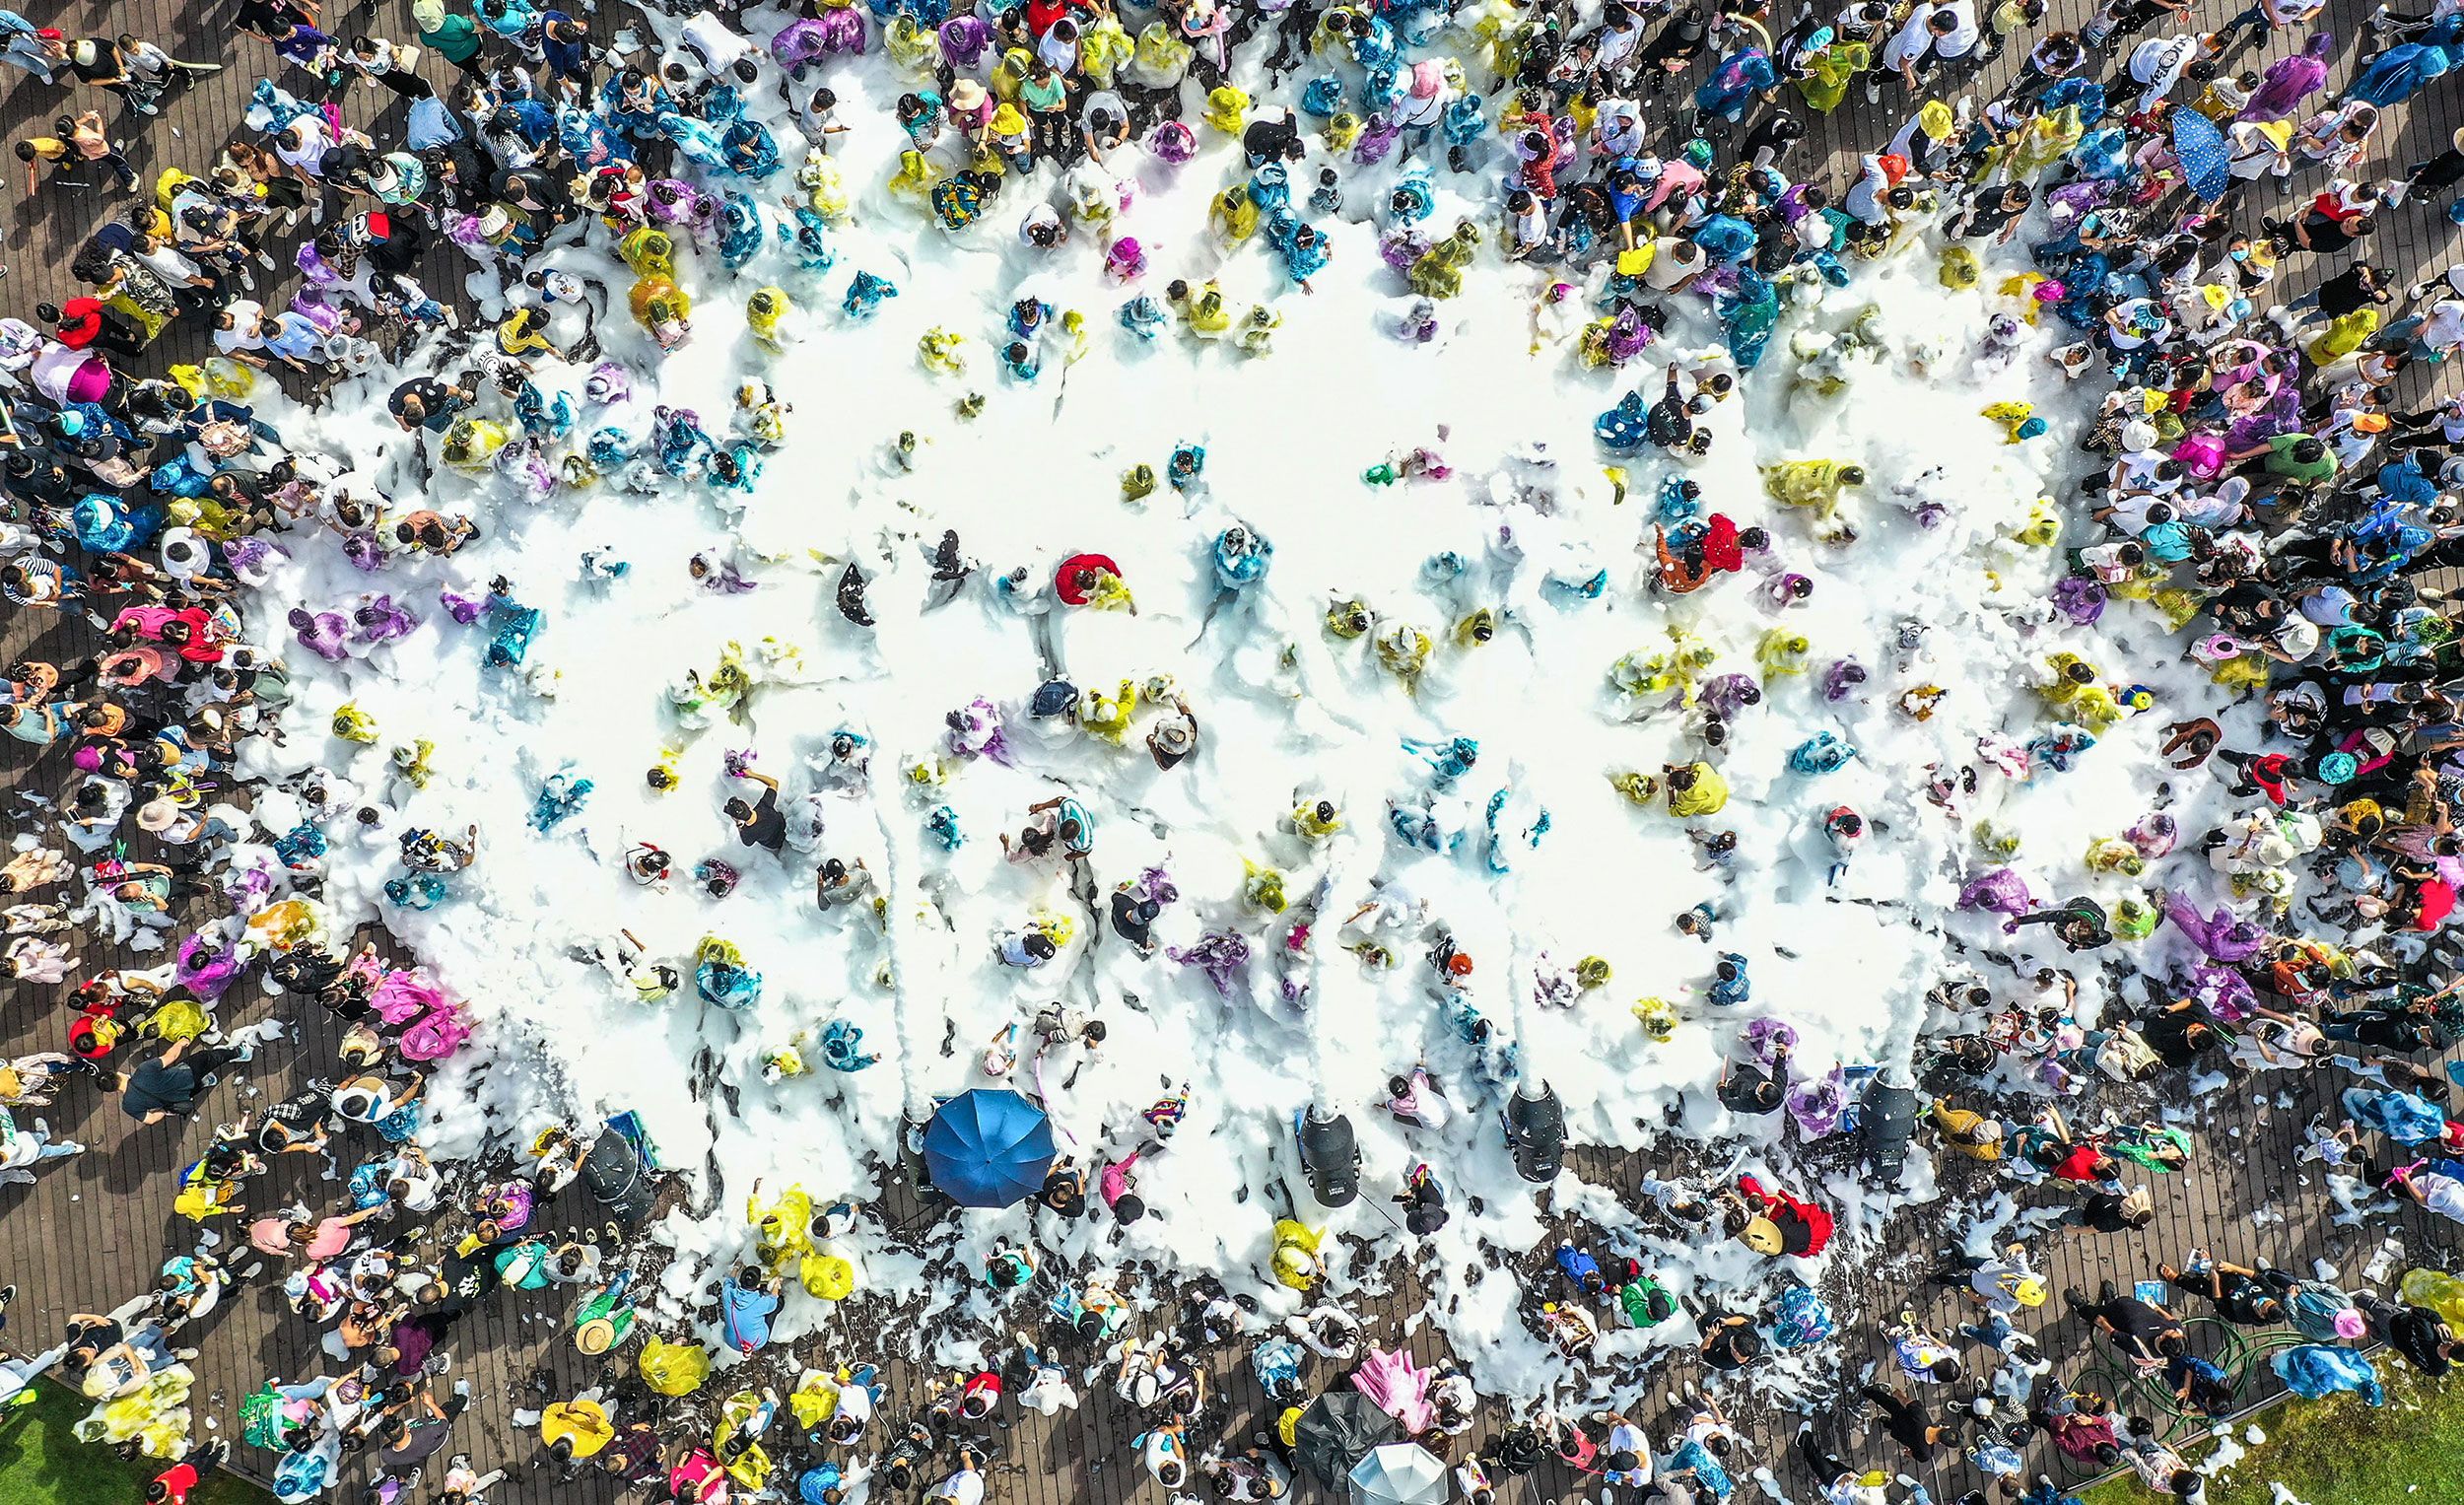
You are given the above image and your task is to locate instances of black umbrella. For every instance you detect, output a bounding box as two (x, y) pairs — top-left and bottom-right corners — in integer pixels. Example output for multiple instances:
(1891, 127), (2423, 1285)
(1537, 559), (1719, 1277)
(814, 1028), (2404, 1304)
(583, 1113), (657, 1227)
(1293, 1392), (1402, 1489)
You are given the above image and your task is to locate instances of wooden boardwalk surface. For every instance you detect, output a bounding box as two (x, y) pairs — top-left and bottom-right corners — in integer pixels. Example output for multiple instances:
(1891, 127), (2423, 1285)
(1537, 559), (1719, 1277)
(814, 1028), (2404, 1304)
(0, 0), (2459, 1502)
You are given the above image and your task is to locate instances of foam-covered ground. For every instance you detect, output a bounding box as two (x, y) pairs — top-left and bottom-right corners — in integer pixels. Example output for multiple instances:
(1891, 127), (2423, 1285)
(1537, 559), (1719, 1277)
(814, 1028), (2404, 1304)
(193, 12), (2251, 1400)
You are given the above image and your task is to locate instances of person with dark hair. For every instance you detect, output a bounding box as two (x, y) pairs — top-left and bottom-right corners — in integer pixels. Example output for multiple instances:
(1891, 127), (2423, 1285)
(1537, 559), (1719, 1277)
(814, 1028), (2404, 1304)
(1860, 1383), (1960, 1463)
(146, 1441), (229, 1503)
(110, 1036), (255, 1126)
(2066, 1283), (2190, 1363)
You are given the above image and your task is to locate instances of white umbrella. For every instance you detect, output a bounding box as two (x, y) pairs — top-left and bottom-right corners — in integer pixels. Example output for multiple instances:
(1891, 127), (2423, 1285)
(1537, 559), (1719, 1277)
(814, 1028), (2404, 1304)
(1347, 1443), (1449, 1505)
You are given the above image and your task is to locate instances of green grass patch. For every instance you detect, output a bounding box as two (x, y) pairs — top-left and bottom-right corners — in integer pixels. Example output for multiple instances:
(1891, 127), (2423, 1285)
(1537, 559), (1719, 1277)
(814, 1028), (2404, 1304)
(2078, 1360), (2464, 1505)
(0, 1379), (267, 1505)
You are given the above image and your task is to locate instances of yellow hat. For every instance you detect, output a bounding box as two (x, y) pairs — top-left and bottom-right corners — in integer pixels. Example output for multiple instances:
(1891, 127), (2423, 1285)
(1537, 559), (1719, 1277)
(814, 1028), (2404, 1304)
(991, 103), (1028, 138)
(1918, 100), (1954, 140)
(1742, 1216), (1784, 1255)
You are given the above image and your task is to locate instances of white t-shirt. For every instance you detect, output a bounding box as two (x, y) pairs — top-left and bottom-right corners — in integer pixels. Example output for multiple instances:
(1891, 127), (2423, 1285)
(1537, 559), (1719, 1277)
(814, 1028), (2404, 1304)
(2261, 613), (2321, 661)
(678, 12), (753, 72)
(1597, 19), (1642, 66)
(139, 245), (203, 285)
(2419, 1171), (2464, 1223)
(214, 300), (266, 355)
(928, 1468), (985, 1505)
(274, 119), (333, 174)
(1881, 8), (1939, 68)
(1646, 239), (1704, 289)
(1019, 203), (1065, 246)
(1934, 0), (1981, 55)
(2417, 299), (2464, 351)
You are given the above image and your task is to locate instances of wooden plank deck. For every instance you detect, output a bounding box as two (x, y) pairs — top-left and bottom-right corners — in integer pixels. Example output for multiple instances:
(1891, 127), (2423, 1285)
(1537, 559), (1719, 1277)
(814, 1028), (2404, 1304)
(0, 0), (2460, 1501)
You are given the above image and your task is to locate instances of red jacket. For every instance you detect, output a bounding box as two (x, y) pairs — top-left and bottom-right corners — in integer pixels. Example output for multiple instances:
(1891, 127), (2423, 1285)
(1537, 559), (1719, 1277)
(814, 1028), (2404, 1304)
(2416, 877), (2456, 931)
(56, 297), (107, 350)
(152, 1464), (201, 1505)
(1054, 552), (1122, 606)
(1738, 1174), (1834, 1256)
(1701, 513), (1743, 574)
(1023, 0), (1087, 36)
(2050, 1143), (2106, 1183)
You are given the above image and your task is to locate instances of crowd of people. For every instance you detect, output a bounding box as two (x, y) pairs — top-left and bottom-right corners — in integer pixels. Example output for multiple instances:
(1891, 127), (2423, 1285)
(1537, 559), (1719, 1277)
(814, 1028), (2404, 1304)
(1, 0), (2464, 1501)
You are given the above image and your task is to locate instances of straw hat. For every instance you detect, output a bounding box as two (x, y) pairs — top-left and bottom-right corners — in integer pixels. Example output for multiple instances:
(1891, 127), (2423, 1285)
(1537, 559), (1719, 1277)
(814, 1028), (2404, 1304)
(949, 78), (988, 113)
(136, 799), (181, 833)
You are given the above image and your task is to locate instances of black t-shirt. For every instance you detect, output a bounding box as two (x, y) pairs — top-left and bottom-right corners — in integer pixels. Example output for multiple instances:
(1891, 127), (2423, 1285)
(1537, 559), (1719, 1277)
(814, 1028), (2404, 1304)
(2140, 1007), (2210, 1066)
(2210, 1272), (2277, 1325)
(257, 1088), (330, 1150)
(69, 41), (121, 83)
(1961, 196), (2025, 239)
(1242, 110), (1300, 163)
(737, 787), (787, 852)
(2080, 1190), (2137, 1233)
(2351, 1012), (2435, 1052)
(2392, 1307), (2452, 1374)
(1647, 393), (1694, 447)
(122, 1059), (197, 1119)
(2298, 213), (2361, 254)
(2312, 265), (2384, 319)
(1110, 891), (1154, 948)
(388, 377), (451, 424)
(2104, 1297), (2174, 1344)
(1717, 1063), (1781, 1114)
(379, 1414), (457, 1470)
(234, 0), (309, 34)
(1880, 1402), (1934, 1452)
(1700, 1322), (1760, 1370)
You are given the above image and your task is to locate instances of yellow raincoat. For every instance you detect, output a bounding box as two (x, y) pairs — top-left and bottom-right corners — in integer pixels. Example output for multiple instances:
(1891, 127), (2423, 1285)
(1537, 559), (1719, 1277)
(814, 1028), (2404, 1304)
(641, 1337), (713, 1397)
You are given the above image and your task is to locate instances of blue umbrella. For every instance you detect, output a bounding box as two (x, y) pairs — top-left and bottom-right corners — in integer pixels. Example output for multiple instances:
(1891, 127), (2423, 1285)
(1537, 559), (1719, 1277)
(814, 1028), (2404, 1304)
(923, 1089), (1056, 1207)
(2171, 109), (2229, 202)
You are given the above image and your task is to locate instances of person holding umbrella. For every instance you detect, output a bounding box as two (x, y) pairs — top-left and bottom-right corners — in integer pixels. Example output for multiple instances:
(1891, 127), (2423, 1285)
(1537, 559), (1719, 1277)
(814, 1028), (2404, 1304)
(924, 1089), (1058, 1207)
